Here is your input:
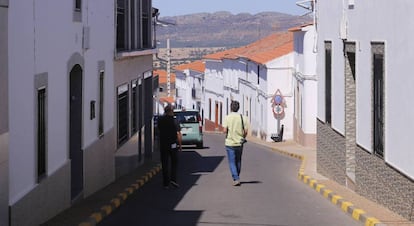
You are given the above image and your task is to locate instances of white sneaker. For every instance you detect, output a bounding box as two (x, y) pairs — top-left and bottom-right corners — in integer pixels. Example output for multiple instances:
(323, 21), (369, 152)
(232, 180), (241, 186)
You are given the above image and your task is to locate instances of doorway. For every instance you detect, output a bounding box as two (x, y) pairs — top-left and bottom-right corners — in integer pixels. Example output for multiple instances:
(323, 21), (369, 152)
(69, 64), (83, 200)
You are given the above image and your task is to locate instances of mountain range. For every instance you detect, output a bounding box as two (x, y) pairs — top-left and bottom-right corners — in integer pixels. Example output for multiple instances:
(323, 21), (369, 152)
(156, 11), (311, 48)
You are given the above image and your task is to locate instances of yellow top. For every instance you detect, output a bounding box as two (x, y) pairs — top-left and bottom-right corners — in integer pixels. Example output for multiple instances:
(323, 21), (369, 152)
(223, 113), (249, 146)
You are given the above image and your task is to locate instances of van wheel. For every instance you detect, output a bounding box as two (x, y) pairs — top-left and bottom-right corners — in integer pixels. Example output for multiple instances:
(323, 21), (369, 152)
(196, 142), (203, 149)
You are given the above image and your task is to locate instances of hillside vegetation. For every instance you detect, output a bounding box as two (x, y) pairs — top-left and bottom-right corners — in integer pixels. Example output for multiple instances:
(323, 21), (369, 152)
(156, 11), (311, 48)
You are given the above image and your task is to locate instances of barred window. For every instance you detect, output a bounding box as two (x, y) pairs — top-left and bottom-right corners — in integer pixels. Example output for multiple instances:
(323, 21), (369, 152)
(372, 42), (385, 157)
(37, 88), (47, 181)
(325, 41), (332, 124)
(116, 0), (153, 52)
(98, 71), (104, 137)
(75, 0), (81, 11)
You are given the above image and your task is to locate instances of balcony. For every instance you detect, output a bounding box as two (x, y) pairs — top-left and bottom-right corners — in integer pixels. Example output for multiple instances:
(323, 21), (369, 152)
(115, 48), (157, 60)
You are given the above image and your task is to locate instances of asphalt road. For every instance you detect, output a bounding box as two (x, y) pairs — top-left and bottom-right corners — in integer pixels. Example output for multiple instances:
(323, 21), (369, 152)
(100, 133), (360, 226)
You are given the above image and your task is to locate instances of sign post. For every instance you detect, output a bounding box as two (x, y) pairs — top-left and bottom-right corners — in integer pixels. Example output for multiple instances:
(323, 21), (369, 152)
(271, 89), (285, 134)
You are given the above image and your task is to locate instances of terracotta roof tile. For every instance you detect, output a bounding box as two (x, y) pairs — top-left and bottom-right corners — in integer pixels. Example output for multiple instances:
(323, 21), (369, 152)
(204, 32), (293, 64)
(153, 69), (176, 84)
(174, 60), (205, 73)
(159, 96), (175, 104)
(288, 23), (314, 32)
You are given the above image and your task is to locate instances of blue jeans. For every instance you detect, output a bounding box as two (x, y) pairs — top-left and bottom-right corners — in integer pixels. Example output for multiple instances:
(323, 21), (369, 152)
(226, 146), (243, 181)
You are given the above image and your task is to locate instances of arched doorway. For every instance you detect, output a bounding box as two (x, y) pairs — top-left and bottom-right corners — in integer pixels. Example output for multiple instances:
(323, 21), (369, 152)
(69, 64), (83, 200)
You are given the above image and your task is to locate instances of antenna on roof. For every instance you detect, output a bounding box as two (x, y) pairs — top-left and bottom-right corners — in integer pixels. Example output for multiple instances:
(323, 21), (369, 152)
(296, 0), (314, 16)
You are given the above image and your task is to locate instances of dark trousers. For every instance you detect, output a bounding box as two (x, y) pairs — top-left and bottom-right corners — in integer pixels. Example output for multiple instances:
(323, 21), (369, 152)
(160, 146), (178, 186)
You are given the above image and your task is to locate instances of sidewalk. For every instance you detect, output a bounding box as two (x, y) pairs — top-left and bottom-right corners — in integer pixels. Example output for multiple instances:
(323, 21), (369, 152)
(246, 134), (414, 226)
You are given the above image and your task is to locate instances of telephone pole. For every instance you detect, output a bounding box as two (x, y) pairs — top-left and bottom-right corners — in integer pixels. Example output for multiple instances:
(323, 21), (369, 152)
(166, 39), (171, 97)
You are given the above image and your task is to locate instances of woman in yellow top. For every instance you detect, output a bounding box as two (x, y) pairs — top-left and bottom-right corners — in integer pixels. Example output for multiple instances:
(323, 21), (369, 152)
(223, 101), (249, 186)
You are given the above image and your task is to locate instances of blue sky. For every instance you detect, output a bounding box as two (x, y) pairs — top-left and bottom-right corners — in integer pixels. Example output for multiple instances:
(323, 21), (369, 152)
(153, 0), (308, 17)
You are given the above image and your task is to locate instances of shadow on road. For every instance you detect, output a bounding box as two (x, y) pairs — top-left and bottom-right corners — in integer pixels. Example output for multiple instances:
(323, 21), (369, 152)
(100, 149), (224, 226)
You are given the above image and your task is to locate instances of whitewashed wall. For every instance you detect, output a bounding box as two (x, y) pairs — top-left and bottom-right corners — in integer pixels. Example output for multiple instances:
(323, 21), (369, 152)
(266, 54), (295, 141)
(9, 0), (41, 204)
(175, 71), (188, 108)
(293, 25), (317, 134)
(82, 1), (115, 150)
(317, 0), (414, 178)
(8, 0), (115, 204)
(204, 60), (224, 123)
(316, 0), (345, 134)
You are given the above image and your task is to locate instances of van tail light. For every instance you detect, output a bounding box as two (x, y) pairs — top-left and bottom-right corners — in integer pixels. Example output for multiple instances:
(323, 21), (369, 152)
(198, 114), (202, 133)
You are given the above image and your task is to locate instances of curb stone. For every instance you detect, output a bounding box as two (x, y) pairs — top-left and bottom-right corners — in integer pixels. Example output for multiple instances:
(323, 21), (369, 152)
(269, 147), (385, 226)
(77, 164), (162, 226)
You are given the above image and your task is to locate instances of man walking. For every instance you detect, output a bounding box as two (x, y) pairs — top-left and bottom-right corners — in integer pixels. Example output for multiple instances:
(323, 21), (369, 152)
(223, 100), (249, 186)
(158, 104), (182, 189)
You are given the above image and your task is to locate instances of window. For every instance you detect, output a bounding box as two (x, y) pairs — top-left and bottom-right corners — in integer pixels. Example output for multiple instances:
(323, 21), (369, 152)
(131, 80), (138, 134)
(116, 0), (153, 52)
(75, 0), (81, 11)
(117, 84), (129, 146)
(325, 41), (332, 124)
(226, 98), (229, 115)
(142, 0), (152, 48)
(98, 71), (104, 137)
(220, 102), (223, 125)
(372, 42), (385, 157)
(73, 0), (82, 22)
(37, 88), (47, 181)
(116, 0), (126, 50)
(209, 98), (212, 120)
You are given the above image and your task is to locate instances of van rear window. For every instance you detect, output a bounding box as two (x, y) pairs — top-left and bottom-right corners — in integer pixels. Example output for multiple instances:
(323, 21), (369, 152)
(175, 112), (199, 123)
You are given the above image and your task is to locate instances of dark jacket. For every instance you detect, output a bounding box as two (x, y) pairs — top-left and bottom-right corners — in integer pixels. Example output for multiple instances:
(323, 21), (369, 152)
(158, 115), (180, 149)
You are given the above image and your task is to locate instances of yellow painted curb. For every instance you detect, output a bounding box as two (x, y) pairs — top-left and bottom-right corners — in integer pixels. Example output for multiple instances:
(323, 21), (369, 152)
(341, 201), (353, 212)
(78, 223), (92, 226)
(111, 198), (121, 208)
(331, 195), (343, 205)
(352, 208), (365, 221)
(90, 213), (103, 223)
(365, 217), (381, 226)
(268, 144), (384, 226)
(315, 184), (325, 192)
(101, 205), (113, 215)
(77, 165), (162, 226)
(323, 189), (333, 198)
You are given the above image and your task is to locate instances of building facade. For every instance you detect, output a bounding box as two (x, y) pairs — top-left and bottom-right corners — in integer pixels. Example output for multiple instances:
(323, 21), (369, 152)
(8, 1), (116, 224)
(316, 0), (414, 220)
(174, 61), (205, 112)
(290, 24), (317, 147)
(0, 1), (9, 225)
(5, 1), (156, 225)
(203, 33), (295, 141)
(153, 69), (176, 115)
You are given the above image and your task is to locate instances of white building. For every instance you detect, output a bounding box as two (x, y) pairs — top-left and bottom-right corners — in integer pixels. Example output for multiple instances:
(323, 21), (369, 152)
(5, 1), (156, 225)
(0, 1), (9, 225)
(290, 23), (318, 147)
(203, 33), (295, 140)
(174, 61), (205, 112)
(316, 0), (414, 220)
(153, 69), (176, 115)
